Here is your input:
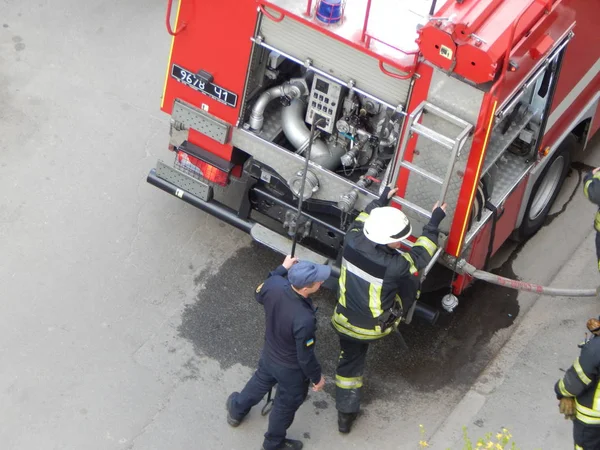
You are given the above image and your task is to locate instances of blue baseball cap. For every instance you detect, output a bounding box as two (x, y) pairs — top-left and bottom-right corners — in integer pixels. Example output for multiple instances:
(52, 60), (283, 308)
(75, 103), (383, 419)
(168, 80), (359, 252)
(288, 260), (332, 288)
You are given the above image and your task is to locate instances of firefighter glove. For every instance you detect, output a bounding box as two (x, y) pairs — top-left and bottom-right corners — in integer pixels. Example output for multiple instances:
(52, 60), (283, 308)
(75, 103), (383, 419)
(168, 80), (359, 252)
(559, 397), (575, 420)
(378, 186), (392, 205)
(429, 207), (447, 228)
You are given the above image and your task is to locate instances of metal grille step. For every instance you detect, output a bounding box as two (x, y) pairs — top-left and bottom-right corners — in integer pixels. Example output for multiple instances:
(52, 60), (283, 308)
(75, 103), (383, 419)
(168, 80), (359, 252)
(250, 223), (329, 264)
(482, 107), (536, 175)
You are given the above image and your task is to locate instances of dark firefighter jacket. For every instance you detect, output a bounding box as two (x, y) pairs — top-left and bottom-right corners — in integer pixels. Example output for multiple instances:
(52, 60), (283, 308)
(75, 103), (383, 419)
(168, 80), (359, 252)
(256, 265), (322, 384)
(584, 171), (600, 231)
(555, 335), (600, 426)
(331, 197), (442, 342)
(584, 171), (600, 271)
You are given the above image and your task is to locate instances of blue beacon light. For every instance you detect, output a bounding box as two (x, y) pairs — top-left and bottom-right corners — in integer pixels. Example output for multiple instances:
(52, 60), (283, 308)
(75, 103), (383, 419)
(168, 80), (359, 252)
(316, 0), (343, 24)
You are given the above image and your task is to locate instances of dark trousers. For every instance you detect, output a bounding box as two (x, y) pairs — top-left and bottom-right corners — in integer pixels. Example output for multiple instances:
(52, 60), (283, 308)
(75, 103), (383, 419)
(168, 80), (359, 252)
(230, 354), (309, 450)
(335, 336), (369, 414)
(574, 419), (600, 449)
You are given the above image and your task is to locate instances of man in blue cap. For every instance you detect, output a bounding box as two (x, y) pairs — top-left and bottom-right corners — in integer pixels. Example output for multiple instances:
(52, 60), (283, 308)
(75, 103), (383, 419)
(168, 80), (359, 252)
(226, 255), (330, 450)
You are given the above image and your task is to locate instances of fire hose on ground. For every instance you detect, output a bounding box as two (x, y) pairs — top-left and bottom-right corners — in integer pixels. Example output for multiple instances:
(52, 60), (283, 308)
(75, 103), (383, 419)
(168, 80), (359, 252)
(458, 260), (599, 298)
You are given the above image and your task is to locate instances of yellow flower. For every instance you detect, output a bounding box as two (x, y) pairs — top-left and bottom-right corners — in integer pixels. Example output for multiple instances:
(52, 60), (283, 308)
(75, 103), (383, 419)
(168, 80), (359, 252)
(496, 444), (503, 450)
(486, 443), (494, 449)
(496, 433), (503, 440)
(419, 440), (430, 448)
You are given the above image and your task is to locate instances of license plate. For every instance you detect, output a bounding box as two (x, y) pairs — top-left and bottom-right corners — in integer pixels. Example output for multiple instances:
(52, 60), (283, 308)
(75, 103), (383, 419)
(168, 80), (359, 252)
(171, 64), (238, 108)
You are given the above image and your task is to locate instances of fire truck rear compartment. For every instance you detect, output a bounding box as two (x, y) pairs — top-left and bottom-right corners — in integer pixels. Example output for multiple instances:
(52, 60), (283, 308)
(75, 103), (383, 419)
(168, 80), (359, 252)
(234, 48), (541, 244)
(155, 1), (573, 267)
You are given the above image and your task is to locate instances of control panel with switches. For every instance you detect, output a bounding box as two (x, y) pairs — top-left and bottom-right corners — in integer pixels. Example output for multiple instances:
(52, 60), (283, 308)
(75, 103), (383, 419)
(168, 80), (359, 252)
(305, 75), (343, 134)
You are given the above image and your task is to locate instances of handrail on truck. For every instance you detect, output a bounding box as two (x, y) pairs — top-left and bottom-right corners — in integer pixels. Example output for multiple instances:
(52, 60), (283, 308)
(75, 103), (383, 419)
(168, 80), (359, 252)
(489, 2), (539, 106)
(165, 0), (186, 36)
(289, 0), (420, 77)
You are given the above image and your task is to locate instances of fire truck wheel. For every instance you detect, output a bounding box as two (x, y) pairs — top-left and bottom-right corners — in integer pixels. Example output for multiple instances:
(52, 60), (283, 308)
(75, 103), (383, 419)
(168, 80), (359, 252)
(519, 136), (573, 239)
(468, 180), (489, 231)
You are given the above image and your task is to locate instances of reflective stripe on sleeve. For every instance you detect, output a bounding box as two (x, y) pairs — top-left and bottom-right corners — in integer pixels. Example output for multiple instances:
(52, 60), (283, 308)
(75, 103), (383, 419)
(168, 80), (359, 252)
(559, 379), (575, 397)
(414, 236), (437, 257)
(574, 358), (593, 385)
(584, 179), (593, 199)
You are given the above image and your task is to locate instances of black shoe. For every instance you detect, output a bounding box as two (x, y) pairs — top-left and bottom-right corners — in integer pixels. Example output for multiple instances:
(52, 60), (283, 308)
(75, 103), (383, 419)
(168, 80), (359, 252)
(226, 392), (241, 427)
(338, 412), (357, 434)
(261, 439), (304, 450)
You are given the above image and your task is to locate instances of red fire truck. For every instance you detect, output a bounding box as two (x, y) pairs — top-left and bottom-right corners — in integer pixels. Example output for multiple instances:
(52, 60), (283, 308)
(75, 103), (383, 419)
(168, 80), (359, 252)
(148, 0), (600, 306)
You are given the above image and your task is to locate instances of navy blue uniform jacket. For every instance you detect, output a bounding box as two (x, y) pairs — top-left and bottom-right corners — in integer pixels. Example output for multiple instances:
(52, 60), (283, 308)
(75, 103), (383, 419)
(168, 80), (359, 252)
(256, 265), (322, 385)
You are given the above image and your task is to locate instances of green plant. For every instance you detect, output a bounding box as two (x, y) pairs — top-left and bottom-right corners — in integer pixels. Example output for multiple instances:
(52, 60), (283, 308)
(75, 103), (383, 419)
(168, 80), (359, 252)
(418, 425), (520, 450)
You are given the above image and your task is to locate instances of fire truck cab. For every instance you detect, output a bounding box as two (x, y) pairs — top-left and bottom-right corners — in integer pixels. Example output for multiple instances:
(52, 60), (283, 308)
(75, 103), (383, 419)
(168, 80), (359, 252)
(148, 0), (600, 298)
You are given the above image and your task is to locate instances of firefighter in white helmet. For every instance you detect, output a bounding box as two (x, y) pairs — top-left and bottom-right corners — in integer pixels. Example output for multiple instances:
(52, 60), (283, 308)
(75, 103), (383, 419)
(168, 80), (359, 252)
(331, 185), (447, 433)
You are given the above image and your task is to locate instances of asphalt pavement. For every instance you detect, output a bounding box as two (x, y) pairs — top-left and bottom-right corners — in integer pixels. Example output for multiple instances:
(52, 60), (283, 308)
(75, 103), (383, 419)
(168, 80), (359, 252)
(1, 1), (599, 449)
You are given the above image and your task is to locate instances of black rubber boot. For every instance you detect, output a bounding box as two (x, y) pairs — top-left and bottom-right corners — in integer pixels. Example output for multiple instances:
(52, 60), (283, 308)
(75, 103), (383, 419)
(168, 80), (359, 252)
(338, 412), (357, 434)
(262, 439), (304, 450)
(226, 392), (241, 427)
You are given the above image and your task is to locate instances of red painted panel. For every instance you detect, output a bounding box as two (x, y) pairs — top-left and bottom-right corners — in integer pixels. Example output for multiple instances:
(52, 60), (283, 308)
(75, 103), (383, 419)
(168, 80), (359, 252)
(418, 0), (553, 84)
(546, 0), (599, 122)
(495, 4), (575, 107)
(491, 176), (528, 255)
(161, 0), (259, 160)
(542, 73), (600, 149)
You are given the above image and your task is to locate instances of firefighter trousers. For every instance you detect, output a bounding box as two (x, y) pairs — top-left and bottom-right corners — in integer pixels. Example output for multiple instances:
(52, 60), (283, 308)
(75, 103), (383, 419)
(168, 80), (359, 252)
(574, 419), (600, 449)
(229, 354), (309, 450)
(335, 336), (369, 414)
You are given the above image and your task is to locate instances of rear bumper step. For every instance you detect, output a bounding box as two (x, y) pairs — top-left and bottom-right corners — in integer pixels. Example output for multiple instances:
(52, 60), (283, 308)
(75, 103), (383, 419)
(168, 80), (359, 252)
(250, 223), (329, 265)
(147, 168), (254, 233)
(147, 168), (340, 276)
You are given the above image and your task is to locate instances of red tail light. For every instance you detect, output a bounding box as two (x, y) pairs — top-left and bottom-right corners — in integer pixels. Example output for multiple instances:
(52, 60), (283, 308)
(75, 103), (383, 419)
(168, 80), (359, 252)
(176, 151), (229, 186)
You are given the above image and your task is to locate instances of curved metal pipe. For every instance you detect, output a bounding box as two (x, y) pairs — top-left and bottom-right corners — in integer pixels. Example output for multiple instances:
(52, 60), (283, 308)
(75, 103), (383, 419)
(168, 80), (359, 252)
(249, 86), (285, 131)
(379, 132), (398, 149)
(249, 81), (307, 131)
(282, 98), (345, 170)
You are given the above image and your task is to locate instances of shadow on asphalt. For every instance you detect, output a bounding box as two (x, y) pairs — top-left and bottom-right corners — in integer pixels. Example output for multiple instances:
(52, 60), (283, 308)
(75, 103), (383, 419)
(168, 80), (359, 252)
(179, 240), (522, 405)
(179, 161), (585, 404)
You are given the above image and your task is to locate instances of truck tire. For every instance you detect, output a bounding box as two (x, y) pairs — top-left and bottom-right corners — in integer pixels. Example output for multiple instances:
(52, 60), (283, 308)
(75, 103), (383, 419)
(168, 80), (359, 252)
(518, 135), (573, 239)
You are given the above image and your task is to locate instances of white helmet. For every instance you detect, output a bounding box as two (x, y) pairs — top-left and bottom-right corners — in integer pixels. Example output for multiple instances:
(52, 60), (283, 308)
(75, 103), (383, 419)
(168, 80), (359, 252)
(363, 207), (412, 245)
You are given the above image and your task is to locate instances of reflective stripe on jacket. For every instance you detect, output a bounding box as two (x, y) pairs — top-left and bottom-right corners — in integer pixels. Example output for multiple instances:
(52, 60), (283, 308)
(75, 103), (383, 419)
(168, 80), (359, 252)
(555, 335), (600, 426)
(332, 201), (440, 341)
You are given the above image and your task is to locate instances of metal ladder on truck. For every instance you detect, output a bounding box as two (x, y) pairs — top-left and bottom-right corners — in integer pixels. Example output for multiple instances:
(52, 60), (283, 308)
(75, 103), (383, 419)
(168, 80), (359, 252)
(387, 101), (473, 285)
(390, 101), (474, 219)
